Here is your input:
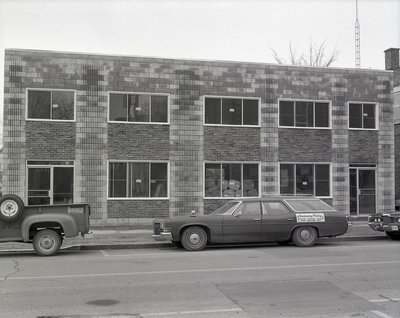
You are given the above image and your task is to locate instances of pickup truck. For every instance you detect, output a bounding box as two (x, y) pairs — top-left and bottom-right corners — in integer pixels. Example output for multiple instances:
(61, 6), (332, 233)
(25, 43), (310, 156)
(0, 194), (90, 256)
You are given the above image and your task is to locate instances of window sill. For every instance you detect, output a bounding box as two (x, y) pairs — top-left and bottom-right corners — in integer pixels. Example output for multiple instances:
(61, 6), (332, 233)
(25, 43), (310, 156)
(278, 126), (331, 130)
(348, 128), (379, 131)
(204, 124), (261, 128)
(108, 121), (170, 125)
(108, 197), (169, 201)
(26, 118), (76, 123)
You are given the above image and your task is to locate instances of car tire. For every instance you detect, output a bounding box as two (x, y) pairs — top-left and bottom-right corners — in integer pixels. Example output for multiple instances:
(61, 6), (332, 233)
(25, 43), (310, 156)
(292, 226), (317, 247)
(0, 194), (24, 223)
(33, 229), (62, 256)
(181, 226), (207, 251)
(386, 232), (400, 240)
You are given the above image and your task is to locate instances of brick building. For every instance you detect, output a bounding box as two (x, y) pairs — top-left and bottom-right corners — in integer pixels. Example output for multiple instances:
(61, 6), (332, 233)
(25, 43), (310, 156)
(2, 49), (394, 224)
(385, 48), (400, 205)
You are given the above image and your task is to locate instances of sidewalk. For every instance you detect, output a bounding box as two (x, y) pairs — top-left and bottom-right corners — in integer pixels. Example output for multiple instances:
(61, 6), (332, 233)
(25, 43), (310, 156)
(0, 221), (389, 254)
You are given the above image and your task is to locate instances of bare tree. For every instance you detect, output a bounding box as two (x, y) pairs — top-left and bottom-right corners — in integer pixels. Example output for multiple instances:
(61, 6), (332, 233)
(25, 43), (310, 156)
(270, 39), (339, 67)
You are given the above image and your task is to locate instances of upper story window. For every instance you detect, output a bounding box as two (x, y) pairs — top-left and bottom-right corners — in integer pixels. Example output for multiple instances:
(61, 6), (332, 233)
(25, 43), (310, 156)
(205, 97), (259, 126)
(279, 100), (330, 128)
(109, 92), (168, 123)
(27, 89), (75, 121)
(349, 102), (378, 129)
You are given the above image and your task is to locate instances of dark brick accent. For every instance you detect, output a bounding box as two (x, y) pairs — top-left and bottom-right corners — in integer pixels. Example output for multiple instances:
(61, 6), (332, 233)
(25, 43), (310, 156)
(348, 131), (379, 163)
(108, 124), (170, 160)
(279, 129), (332, 162)
(204, 126), (260, 161)
(108, 200), (169, 218)
(26, 122), (76, 159)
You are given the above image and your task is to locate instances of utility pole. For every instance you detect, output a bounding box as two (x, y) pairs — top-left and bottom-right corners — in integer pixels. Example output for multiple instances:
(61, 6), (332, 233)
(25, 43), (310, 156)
(355, 0), (361, 68)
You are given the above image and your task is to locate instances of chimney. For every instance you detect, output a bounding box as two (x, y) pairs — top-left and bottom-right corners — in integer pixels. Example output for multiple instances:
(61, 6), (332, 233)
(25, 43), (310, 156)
(385, 48), (400, 70)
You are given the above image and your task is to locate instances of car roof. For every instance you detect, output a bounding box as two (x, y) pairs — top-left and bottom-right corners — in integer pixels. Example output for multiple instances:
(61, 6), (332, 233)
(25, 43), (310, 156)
(237, 195), (319, 202)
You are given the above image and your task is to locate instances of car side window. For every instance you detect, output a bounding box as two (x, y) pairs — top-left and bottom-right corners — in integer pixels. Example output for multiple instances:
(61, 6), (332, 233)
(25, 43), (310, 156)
(262, 202), (291, 216)
(235, 202), (260, 216)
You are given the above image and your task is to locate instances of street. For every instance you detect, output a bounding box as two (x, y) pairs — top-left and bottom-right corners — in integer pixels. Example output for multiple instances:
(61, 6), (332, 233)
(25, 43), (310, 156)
(0, 241), (399, 318)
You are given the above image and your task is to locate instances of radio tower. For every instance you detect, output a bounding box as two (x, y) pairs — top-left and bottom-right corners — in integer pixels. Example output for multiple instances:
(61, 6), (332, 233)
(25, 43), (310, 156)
(355, 0), (361, 68)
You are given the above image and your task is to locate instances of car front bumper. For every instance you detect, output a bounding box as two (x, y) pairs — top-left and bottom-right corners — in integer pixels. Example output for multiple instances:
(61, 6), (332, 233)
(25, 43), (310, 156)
(368, 222), (384, 232)
(383, 223), (400, 233)
(152, 231), (173, 241)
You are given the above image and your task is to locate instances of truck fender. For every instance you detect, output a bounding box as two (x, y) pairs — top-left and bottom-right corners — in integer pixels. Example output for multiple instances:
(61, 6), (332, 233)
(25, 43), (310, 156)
(21, 213), (79, 242)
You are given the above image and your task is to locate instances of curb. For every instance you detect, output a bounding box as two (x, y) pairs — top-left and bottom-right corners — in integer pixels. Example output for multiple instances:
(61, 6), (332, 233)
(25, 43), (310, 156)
(0, 235), (389, 255)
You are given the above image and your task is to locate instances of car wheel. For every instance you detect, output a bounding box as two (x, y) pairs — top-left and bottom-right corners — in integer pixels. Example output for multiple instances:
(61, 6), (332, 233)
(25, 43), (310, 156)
(386, 232), (400, 240)
(33, 229), (62, 256)
(292, 226), (317, 247)
(181, 226), (207, 251)
(0, 194), (24, 223)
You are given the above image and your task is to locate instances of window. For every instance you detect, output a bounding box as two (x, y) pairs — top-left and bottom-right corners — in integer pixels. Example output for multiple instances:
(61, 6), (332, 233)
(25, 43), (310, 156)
(109, 93), (168, 123)
(108, 162), (168, 198)
(205, 163), (259, 198)
(349, 103), (377, 129)
(27, 161), (74, 205)
(205, 97), (259, 126)
(279, 100), (330, 128)
(262, 202), (291, 216)
(234, 202), (260, 216)
(27, 89), (75, 120)
(285, 199), (335, 212)
(280, 163), (330, 197)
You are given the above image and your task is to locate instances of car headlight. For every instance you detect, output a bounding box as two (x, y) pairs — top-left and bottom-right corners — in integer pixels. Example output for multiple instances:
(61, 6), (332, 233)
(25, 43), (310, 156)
(397, 217), (400, 223)
(375, 218), (381, 223)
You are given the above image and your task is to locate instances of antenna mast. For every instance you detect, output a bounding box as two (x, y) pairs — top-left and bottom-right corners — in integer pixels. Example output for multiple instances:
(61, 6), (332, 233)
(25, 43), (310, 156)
(355, 0), (361, 68)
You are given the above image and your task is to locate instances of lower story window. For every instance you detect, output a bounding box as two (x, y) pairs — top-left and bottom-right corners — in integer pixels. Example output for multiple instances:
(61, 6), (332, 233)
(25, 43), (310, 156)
(108, 161), (168, 198)
(280, 163), (330, 197)
(205, 163), (259, 198)
(27, 161), (74, 205)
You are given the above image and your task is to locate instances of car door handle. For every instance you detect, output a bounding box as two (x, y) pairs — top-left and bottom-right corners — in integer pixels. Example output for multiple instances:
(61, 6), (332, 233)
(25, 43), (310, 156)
(287, 218), (294, 221)
(253, 218), (261, 222)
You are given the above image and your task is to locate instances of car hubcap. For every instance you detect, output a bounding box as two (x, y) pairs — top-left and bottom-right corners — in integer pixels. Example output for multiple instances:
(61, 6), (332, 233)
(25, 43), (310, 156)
(300, 229), (311, 241)
(39, 235), (55, 251)
(1, 200), (18, 217)
(189, 233), (201, 245)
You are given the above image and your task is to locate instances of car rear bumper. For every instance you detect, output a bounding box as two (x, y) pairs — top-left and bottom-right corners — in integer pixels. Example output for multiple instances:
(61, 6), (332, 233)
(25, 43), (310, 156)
(383, 223), (400, 233)
(152, 231), (173, 241)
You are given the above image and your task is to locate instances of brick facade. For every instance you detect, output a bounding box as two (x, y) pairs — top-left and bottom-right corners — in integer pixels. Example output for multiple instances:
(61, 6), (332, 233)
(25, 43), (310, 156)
(2, 49), (395, 223)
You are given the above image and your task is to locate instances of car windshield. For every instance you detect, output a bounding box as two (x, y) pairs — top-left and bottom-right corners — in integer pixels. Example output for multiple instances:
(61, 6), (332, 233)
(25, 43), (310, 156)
(285, 199), (335, 212)
(211, 201), (240, 215)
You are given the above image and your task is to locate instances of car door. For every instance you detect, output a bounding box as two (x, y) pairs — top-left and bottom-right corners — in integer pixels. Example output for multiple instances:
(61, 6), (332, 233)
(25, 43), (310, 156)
(261, 201), (296, 241)
(222, 201), (263, 242)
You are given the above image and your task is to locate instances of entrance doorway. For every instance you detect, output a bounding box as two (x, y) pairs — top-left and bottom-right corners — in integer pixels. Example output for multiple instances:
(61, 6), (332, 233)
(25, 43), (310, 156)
(349, 166), (376, 215)
(27, 161), (74, 206)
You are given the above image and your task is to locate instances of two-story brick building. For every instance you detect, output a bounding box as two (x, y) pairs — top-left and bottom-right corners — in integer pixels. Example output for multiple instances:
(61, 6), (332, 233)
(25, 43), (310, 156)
(2, 49), (394, 224)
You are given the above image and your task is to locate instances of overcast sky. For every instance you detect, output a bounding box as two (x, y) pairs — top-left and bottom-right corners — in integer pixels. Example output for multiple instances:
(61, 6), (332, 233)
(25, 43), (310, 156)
(0, 0), (399, 133)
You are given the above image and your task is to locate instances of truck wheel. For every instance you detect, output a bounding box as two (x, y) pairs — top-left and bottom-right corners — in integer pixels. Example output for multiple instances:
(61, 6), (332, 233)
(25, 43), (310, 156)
(33, 229), (62, 256)
(0, 194), (24, 223)
(292, 226), (317, 247)
(181, 226), (207, 251)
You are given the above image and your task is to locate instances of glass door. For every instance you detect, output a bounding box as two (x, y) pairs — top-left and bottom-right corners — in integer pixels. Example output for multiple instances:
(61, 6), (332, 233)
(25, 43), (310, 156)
(27, 163), (74, 205)
(349, 167), (376, 215)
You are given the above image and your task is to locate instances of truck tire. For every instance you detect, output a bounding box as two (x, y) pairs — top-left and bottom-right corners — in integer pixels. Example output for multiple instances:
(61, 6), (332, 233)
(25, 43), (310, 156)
(0, 194), (24, 223)
(33, 229), (62, 256)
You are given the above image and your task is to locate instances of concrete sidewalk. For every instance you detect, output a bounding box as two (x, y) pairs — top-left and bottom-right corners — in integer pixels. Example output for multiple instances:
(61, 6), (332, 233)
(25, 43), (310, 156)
(0, 221), (389, 254)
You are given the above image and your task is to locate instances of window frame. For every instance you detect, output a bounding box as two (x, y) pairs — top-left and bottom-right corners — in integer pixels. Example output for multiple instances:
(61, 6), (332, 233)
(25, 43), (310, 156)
(278, 162), (332, 198)
(204, 161), (261, 199)
(108, 91), (170, 125)
(107, 160), (170, 200)
(278, 98), (332, 129)
(26, 88), (76, 122)
(347, 101), (379, 130)
(203, 95), (261, 127)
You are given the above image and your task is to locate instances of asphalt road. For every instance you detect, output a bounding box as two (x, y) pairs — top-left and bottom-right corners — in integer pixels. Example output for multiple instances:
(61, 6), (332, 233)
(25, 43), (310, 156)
(0, 241), (399, 318)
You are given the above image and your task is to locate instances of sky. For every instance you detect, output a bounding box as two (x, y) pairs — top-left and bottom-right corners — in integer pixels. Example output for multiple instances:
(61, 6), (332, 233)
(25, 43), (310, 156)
(0, 0), (399, 139)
